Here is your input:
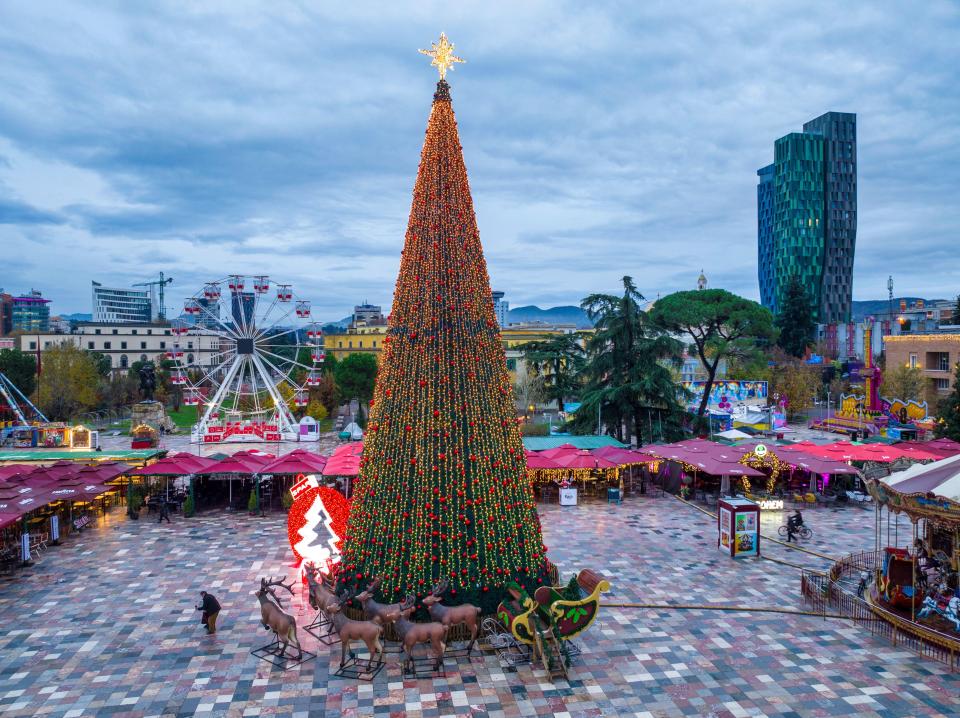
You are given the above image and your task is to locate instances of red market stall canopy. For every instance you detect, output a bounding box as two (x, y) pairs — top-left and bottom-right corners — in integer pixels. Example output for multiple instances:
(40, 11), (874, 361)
(323, 454), (361, 477)
(261, 450), (327, 475)
(526, 454), (561, 470)
(551, 451), (618, 470)
(130, 457), (199, 476)
(201, 455), (265, 475)
(785, 453), (860, 475)
(895, 440), (960, 460)
(591, 446), (659, 465)
(538, 444), (579, 459)
(0, 464), (33, 481)
(168, 453), (221, 473)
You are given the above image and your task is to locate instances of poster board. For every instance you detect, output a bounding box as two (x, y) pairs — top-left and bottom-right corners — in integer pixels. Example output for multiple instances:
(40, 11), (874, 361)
(718, 497), (760, 559)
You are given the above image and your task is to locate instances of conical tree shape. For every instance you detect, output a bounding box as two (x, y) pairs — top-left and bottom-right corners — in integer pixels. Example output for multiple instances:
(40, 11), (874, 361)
(339, 80), (550, 606)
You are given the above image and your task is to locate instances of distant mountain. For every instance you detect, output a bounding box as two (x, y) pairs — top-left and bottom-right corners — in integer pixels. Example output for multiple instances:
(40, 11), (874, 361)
(507, 305), (594, 328)
(851, 298), (940, 322)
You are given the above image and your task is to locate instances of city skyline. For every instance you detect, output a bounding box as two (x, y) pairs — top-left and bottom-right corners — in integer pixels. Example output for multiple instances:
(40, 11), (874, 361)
(2, 2), (958, 319)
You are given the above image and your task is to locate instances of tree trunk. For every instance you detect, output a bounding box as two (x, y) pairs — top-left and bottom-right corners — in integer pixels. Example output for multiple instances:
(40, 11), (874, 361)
(696, 358), (719, 418)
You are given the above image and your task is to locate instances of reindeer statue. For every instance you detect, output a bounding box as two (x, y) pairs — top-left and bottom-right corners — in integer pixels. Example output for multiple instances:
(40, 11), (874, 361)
(394, 593), (448, 673)
(354, 575), (406, 626)
(323, 591), (388, 669)
(304, 562), (339, 613)
(255, 576), (303, 660)
(423, 579), (482, 654)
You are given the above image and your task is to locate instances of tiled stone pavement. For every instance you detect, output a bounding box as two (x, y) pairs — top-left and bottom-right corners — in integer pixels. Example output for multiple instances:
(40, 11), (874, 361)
(1, 494), (956, 717)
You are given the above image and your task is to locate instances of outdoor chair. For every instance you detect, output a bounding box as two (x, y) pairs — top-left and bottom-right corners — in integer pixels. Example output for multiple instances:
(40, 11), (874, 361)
(539, 484), (558, 503)
(804, 493), (818, 506)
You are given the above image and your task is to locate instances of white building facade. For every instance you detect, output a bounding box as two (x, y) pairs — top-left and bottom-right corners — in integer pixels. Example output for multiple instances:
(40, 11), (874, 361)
(92, 282), (154, 323)
(21, 323), (221, 371)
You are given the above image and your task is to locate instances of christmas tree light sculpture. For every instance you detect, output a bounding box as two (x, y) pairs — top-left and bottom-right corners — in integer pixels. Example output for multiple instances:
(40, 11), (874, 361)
(339, 36), (550, 609)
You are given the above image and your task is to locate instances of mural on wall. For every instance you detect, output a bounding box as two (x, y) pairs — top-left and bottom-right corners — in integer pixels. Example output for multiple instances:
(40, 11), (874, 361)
(881, 397), (930, 424)
(681, 381), (768, 409)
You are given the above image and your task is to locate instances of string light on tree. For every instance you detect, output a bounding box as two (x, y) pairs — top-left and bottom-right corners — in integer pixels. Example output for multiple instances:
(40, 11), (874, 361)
(338, 36), (550, 610)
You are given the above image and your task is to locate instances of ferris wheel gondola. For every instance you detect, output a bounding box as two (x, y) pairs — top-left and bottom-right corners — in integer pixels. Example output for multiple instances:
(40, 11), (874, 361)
(171, 275), (323, 443)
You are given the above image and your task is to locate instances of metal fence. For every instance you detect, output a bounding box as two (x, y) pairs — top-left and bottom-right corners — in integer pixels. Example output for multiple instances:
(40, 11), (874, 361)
(801, 550), (960, 671)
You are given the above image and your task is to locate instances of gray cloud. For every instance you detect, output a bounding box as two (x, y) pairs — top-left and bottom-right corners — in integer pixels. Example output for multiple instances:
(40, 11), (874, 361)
(1, 0), (958, 320)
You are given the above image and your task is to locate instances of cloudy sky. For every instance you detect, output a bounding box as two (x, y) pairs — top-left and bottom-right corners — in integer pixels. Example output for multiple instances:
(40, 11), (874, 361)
(1, 1), (958, 320)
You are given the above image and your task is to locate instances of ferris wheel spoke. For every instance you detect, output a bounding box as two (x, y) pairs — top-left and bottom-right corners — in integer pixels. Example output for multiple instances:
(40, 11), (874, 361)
(257, 348), (315, 375)
(194, 300), (243, 340)
(251, 353), (297, 428)
(255, 324), (305, 345)
(197, 355), (243, 430)
(253, 303), (298, 341)
(256, 350), (302, 389)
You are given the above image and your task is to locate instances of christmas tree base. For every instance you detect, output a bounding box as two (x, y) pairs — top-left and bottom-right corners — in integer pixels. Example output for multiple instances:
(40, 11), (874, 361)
(250, 637), (317, 670)
(303, 612), (340, 645)
(333, 655), (385, 680)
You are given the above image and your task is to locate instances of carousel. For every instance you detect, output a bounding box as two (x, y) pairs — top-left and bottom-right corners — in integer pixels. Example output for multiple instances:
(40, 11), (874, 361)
(866, 448), (960, 639)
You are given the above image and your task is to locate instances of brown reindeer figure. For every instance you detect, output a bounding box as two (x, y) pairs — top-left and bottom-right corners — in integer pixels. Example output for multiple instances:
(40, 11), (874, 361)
(394, 593), (448, 673)
(423, 579), (482, 653)
(303, 562), (339, 613)
(323, 593), (386, 667)
(255, 576), (302, 660)
(354, 575), (405, 626)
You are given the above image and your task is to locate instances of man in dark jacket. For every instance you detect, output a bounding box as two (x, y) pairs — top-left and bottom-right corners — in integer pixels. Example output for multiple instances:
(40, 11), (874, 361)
(196, 591), (221, 634)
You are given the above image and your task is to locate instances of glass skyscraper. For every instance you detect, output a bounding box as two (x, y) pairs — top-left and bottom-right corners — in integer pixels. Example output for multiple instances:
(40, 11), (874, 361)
(757, 112), (857, 324)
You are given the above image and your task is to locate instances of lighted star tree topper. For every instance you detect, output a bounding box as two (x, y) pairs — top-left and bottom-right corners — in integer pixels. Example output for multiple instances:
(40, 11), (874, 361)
(338, 36), (551, 610)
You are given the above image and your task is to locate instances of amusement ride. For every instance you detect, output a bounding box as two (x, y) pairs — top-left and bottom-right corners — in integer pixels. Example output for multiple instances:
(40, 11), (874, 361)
(171, 275), (324, 444)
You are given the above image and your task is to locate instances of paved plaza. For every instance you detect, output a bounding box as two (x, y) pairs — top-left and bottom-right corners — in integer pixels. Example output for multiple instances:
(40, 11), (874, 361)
(1, 491), (958, 717)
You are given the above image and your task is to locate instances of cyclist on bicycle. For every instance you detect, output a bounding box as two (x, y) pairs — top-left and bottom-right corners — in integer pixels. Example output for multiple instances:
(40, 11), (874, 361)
(786, 509), (804, 542)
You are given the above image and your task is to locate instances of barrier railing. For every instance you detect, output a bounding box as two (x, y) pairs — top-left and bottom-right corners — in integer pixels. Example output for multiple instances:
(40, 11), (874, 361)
(801, 550), (959, 672)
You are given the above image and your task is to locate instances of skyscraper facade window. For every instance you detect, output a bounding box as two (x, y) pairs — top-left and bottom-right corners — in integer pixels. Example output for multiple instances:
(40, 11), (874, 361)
(756, 164), (776, 312)
(757, 112), (857, 324)
(92, 281), (154, 323)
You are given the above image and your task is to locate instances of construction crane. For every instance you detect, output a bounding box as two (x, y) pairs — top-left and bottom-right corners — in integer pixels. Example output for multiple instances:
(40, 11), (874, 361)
(134, 272), (174, 322)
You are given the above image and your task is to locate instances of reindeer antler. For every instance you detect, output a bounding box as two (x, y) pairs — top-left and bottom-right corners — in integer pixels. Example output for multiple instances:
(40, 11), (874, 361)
(430, 578), (449, 596)
(265, 575), (296, 595)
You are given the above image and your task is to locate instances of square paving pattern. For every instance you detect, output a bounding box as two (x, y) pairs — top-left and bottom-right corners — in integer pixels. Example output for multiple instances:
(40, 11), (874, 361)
(1, 493), (958, 717)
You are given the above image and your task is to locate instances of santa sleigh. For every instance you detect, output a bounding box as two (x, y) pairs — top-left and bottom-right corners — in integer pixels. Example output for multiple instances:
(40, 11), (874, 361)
(483, 569), (609, 680)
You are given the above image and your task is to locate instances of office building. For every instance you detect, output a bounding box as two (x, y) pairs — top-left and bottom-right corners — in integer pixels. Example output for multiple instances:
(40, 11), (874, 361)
(756, 164), (776, 312)
(492, 291), (508, 327)
(758, 112), (857, 323)
(9, 290), (51, 333)
(353, 303), (386, 326)
(230, 292), (255, 329)
(92, 281), (154, 323)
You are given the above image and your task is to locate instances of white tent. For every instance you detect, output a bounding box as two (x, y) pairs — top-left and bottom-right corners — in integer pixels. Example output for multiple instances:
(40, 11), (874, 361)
(715, 429), (752, 441)
(342, 421), (363, 441)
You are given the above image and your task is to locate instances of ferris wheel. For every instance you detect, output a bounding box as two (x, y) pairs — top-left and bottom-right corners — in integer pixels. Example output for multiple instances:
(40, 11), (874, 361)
(169, 275), (325, 444)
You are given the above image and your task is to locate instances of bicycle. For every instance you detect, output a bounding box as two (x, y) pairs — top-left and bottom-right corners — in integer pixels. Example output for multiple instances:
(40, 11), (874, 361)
(778, 524), (812, 540)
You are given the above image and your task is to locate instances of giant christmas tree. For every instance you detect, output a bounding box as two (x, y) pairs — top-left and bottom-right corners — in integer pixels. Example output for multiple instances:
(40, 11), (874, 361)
(339, 36), (550, 608)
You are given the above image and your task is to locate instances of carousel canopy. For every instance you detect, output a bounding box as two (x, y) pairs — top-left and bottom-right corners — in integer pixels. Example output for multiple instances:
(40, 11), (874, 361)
(882, 454), (960, 497)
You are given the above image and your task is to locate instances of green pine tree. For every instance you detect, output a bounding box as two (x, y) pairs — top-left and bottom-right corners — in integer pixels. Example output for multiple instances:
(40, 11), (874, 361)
(935, 362), (960, 441)
(338, 78), (550, 611)
(775, 276), (816, 358)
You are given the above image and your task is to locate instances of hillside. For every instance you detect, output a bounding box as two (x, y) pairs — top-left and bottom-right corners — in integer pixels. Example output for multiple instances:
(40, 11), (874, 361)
(507, 305), (593, 328)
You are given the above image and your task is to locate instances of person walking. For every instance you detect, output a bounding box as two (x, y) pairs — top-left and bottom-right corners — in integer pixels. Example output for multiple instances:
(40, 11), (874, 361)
(196, 591), (221, 634)
(158, 500), (171, 524)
